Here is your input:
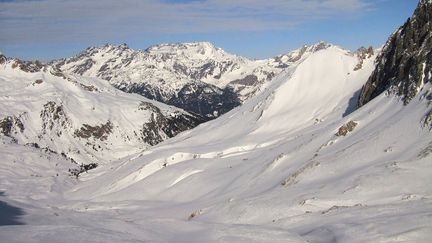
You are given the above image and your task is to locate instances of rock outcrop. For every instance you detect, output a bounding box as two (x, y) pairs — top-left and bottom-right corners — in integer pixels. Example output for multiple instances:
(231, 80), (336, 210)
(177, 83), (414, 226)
(358, 0), (432, 106)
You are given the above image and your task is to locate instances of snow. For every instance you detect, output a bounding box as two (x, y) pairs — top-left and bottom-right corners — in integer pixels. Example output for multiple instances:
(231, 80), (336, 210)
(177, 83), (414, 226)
(0, 61), (194, 165)
(254, 46), (370, 134)
(55, 42), (339, 102)
(420, 62), (427, 92)
(1, 46), (432, 242)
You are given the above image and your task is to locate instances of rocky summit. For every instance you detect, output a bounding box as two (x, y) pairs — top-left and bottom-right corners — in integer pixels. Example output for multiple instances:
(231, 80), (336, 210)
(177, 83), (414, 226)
(359, 0), (432, 106)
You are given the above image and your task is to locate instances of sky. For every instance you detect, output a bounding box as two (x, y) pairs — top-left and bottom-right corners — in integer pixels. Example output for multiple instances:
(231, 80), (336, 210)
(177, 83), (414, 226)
(0, 0), (419, 61)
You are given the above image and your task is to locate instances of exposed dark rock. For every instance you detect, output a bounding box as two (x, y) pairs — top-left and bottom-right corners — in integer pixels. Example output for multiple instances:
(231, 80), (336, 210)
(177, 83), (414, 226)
(188, 210), (202, 220)
(0, 115), (25, 137)
(138, 102), (205, 145)
(119, 81), (241, 119)
(336, 121), (358, 136)
(141, 107), (204, 146)
(11, 59), (44, 73)
(231, 75), (259, 86)
(34, 79), (44, 85)
(72, 59), (95, 75)
(272, 46), (310, 68)
(40, 102), (71, 136)
(358, 0), (432, 106)
(115, 82), (168, 103)
(50, 67), (67, 79)
(423, 109), (432, 129)
(354, 46), (374, 71)
(42, 147), (57, 154)
(26, 142), (40, 149)
(312, 42), (332, 52)
(68, 163), (98, 178)
(77, 83), (98, 92)
(168, 82), (241, 119)
(0, 54), (7, 64)
(98, 63), (109, 72)
(138, 101), (161, 113)
(418, 141), (432, 158)
(74, 121), (113, 141)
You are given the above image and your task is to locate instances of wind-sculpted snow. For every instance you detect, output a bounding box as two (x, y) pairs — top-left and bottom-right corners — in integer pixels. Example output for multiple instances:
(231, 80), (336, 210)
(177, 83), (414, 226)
(1, 43), (432, 242)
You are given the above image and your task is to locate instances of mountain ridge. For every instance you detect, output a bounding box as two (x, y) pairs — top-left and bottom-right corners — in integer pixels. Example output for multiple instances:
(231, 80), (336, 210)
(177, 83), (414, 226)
(0, 57), (204, 165)
(358, 0), (432, 106)
(52, 41), (358, 119)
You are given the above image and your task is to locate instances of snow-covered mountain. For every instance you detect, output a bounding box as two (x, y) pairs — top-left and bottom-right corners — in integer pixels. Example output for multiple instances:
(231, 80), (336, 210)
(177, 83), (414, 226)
(1, 1), (432, 241)
(54, 43), (431, 242)
(0, 56), (203, 166)
(53, 41), (335, 119)
(3, 37), (432, 241)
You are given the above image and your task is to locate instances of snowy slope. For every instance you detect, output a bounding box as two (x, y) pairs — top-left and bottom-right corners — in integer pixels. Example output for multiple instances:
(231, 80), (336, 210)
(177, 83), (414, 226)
(0, 58), (202, 166)
(53, 42), (337, 118)
(5, 44), (431, 242)
(66, 45), (379, 199)
(62, 45), (431, 242)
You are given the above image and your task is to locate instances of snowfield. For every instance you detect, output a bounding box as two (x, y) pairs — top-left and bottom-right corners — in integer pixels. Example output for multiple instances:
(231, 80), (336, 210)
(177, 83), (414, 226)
(1, 45), (432, 242)
(0, 60), (201, 165)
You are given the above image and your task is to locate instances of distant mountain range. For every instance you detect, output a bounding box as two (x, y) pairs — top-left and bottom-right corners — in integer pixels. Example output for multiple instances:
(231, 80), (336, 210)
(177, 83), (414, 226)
(52, 41), (336, 119)
(1, 41), (367, 165)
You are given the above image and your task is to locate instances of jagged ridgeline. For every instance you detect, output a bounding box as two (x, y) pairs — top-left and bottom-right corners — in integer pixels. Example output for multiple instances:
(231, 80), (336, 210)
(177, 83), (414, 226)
(358, 0), (432, 106)
(52, 42), (333, 119)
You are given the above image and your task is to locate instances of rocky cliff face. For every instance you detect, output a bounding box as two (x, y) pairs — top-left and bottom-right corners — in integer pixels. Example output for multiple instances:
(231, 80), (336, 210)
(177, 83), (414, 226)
(358, 0), (432, 106)
(168, 83), (240, 119)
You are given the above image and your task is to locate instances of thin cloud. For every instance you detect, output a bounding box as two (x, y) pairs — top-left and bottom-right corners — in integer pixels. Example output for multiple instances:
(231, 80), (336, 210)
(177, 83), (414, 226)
(0, 0), (373, 44)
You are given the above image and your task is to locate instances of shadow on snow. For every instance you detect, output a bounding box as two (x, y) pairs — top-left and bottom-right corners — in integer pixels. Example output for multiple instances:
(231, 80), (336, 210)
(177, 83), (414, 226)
(0, 191), (25, 226)
(343, 88), (362, 117)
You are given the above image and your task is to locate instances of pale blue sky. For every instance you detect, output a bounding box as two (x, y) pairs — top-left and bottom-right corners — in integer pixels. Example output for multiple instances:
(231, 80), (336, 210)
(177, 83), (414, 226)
(0, 0), (419, 60)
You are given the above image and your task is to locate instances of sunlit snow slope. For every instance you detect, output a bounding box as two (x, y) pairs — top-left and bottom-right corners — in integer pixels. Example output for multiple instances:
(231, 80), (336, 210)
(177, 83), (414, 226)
(2, 43), (431, 242)
(0, 59), (201, 165)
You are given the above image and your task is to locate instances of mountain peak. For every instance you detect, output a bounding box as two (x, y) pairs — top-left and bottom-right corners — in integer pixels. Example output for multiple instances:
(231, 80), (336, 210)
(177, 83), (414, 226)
(358, 0), (432, 106)
(185, 41), (216, 48)
(295, 41), (337, 56)
(118, 43), (129, 49)
(145, 41), (221, 56)
(100, 43), (130, 51)
(271, 41), (336, 66)
(308, 41), (333, 51)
